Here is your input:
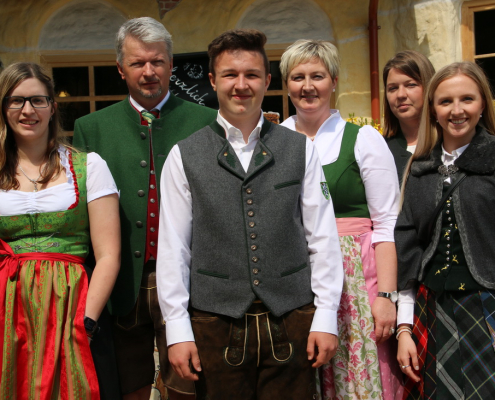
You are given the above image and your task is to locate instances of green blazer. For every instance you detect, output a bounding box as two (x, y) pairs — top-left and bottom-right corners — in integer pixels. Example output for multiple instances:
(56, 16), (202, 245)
(73, 94), (217, 315)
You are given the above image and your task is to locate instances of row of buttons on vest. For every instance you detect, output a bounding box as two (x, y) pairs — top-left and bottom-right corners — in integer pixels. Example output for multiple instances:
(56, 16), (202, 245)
(246, 187), (260, 286)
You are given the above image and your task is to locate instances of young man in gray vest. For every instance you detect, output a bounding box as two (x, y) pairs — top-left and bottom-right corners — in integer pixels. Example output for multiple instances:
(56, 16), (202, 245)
(156, 29), (343, 399)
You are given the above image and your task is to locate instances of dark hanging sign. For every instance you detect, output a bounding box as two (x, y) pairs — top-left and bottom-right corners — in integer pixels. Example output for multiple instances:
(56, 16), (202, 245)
(170, 52), (218, 110)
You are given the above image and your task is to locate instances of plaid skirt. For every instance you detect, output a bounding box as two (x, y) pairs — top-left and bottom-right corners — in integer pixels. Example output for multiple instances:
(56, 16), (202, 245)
(403, 285), (495, 400)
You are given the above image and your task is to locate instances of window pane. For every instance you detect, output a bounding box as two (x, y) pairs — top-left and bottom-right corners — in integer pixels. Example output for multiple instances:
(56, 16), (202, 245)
(269, 61), (283, 90)
(476, 57), (495, 96)
(475, 9), (495, 55)
(94, 66), (128, 96)
(58, 102), (90, 132)
(262, 95), (283, 122)
(96, 100), (121, 111)
(53, 67), (89, 97)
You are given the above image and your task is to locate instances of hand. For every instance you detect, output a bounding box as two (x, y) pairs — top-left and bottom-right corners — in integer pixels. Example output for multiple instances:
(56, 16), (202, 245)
(168, 341), (201, 381)
(372, 297), (397, 344)
(397, 332), (420, 383)
(307, 332), (338, 368)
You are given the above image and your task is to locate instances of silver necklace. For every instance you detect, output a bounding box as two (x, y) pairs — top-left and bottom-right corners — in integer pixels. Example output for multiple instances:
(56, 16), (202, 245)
(18, 164), (45, 192)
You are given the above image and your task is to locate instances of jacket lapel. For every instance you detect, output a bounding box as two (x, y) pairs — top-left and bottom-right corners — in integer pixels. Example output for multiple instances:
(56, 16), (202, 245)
(210, 120), (246, 180)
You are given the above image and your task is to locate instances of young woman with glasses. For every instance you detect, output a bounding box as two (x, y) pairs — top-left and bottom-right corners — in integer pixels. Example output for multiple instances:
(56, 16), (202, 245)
(0, 62), (120, 399)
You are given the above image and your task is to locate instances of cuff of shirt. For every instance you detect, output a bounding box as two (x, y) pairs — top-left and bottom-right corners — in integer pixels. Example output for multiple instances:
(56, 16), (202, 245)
(165, 317), (195, 346)
(310, 307), (338, 335)
(397, 289), (415, 325)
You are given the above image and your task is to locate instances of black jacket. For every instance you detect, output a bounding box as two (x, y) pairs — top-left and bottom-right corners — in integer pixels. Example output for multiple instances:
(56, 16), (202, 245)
(386, 129), (412, 185)
(395, 128), (495, 290)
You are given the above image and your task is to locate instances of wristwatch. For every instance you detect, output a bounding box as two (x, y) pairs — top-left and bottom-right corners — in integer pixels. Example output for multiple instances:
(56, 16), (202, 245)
(377, 291), (398, 303)
(84, 316), (99, 338)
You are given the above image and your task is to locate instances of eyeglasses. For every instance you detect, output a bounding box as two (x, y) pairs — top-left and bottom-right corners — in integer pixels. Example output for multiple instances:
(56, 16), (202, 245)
(3, 96), (52, 109)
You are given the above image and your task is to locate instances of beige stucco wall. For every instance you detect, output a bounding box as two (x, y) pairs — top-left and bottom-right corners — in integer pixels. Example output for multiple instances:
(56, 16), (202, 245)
(0, 0), (471, 120)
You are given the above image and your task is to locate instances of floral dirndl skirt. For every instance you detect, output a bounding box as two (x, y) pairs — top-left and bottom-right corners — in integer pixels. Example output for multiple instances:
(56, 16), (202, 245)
(321, 218), (403, 400)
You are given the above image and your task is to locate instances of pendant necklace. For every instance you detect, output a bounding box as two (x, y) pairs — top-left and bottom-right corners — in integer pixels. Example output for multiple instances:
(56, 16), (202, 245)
(18, 163), (45, 192)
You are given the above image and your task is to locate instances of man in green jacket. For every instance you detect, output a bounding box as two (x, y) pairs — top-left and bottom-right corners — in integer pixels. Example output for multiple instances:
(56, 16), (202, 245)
(73, 17), (215, 400)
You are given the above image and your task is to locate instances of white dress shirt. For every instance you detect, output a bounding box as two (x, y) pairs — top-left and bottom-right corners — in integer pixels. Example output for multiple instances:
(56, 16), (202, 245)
(397, 143), (470, 325)
(0, 146), (118, 216)
(157, 111), (344, 346)
(281, 111), (400, 243)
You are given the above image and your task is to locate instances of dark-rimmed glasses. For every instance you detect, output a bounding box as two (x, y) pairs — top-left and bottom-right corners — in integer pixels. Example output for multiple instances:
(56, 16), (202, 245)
(4, 96), (52, 109)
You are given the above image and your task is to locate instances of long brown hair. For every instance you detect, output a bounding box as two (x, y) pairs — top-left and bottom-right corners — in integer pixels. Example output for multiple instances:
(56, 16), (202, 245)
(0, 62), (67, 190)
(382, 50), (435, 138)
(400, 61), (495, 206)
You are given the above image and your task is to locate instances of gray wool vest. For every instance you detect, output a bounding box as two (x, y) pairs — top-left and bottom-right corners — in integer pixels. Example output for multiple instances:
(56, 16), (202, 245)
(178, 118), (314, 319)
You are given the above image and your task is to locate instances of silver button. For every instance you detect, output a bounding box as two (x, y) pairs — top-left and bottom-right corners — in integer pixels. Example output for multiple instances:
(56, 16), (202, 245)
(134, 251), (142, 258)
(251, 245), (257, 251)
(140, 160), (147, 167)
(253, 280), (260, 286)
(150, 227), (156, 232)
(447, 244), (450, 248)
(140, 132), (146, 140)
(247, 199), (253, 205)
(150, 170), (155, 175)
(150, 213), (156, 217)
(446, 251), (450, 255)
(150, 184), (155, 189)
(446, 210), (450, 214)
(150, 199), (155, 203)
(447, 203), (451, 207)
(447, 257), (450, 261)
(253, 268), (259, 274)
(249, 222), (255, 228)
(250, 233), (257, 239)
(137, 190), (145, 197)
(248, 211), (254, 217)
(446, 237), (450, 241)
(136, 221), (143, 228)
(246, 188), (252, 194)
(150, 241), (156, 246)
(252, 257), (258, 263)
(448, 217), (452, 221)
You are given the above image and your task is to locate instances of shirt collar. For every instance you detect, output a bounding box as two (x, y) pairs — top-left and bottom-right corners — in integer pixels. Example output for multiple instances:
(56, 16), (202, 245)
(441, 142), (470, 164)
(129, 91), (170, 113)
(216, 110), (264, 143)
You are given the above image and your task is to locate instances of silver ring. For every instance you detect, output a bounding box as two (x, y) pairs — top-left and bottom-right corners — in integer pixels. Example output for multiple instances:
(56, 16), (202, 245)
(390, 328), (395, 334)
(401, 365), (410, 369)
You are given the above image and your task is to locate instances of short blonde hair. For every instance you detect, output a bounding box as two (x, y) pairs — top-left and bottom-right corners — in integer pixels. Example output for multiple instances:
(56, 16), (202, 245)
(280, 39), (339, 83)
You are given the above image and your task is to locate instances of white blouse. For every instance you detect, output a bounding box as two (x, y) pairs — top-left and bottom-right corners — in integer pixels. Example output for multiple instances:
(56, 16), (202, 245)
(281, 110), (400, 244)
(0, 146), (118, 216)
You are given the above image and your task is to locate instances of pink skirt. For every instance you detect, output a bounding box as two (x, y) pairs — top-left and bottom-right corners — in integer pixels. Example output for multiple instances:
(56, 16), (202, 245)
(321, 218), (403, 400)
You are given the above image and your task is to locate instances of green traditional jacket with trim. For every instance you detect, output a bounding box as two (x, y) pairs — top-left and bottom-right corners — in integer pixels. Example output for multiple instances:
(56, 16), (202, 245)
(73, 94), (216, 315)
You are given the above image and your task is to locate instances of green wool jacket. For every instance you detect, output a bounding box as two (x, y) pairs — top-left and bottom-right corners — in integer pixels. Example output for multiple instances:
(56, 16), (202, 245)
(73, 94), (217, 316)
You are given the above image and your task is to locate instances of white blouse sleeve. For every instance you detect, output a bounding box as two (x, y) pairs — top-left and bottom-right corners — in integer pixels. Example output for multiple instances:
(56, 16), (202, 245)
(86, 152), (119, 202)
(355, 125), (400, 243)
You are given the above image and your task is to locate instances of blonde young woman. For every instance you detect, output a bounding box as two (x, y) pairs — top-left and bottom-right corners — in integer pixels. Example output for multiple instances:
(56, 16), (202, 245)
(0, 62), (120, 399)
(382, 51), (435, 183)
(395, 61), (495, 399)
(280, 40), (402, 400)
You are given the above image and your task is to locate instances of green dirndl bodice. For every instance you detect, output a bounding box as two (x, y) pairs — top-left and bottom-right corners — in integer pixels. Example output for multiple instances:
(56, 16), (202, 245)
(0, 151), (100, 400)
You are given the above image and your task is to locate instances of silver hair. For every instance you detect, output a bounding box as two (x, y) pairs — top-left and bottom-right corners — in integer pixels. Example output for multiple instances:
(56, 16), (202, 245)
(116, 17), (173, 65)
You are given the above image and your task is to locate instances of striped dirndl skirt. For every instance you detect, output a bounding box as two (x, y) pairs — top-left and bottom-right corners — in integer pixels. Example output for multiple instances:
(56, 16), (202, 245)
(403, 284), (495, 400)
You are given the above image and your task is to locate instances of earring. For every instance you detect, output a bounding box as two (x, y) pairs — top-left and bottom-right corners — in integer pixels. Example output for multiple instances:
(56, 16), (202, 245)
(480, 114), (483, 118)
(436, 120), (438, 123)
(333, 88), (336, 92)
(288, 93), (290, 97)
